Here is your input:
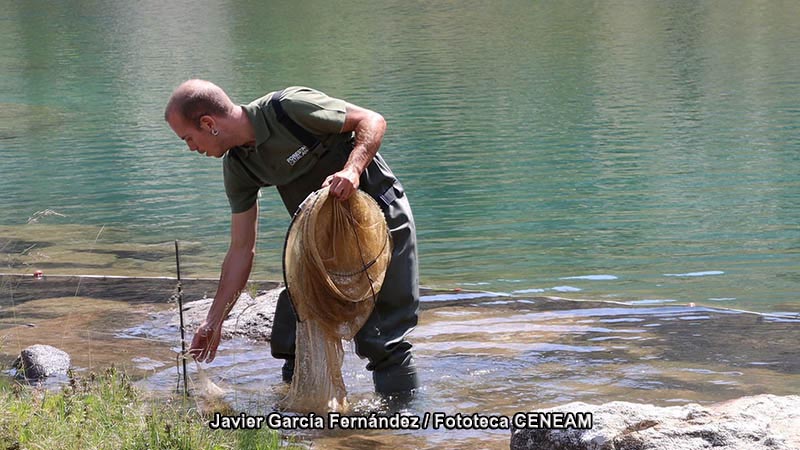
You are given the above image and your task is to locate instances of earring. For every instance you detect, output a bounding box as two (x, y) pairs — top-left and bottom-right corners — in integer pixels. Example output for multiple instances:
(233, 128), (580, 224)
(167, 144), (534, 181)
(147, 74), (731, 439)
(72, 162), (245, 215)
(211, 128), (219, 136)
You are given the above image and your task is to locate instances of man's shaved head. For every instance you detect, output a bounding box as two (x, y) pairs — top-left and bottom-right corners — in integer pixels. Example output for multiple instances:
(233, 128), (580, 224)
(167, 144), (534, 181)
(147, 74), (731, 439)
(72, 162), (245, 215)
(165, 79), (236, 127)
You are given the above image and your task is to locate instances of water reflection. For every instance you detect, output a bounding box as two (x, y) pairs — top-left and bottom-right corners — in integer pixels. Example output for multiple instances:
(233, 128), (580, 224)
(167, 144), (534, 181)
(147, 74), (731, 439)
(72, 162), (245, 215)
(1, 1), (798, 312)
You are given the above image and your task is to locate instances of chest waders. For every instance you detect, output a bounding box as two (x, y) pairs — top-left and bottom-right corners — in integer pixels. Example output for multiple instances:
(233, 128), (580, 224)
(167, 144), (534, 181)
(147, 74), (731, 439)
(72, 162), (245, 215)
(267, 91), (419, 396)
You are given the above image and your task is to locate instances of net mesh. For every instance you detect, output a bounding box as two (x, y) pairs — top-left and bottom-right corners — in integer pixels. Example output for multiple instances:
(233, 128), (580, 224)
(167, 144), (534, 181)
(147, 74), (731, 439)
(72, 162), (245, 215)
(281, 187), (392, 413)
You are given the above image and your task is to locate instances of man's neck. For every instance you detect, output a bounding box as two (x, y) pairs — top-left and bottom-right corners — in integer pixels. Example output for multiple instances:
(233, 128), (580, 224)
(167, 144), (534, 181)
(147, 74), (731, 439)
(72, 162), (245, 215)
(230, 106), (256, 148)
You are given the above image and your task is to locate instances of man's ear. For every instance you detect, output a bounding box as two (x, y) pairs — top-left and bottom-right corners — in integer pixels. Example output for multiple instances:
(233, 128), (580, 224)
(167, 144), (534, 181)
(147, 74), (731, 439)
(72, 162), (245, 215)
(199, 115), (216, 132)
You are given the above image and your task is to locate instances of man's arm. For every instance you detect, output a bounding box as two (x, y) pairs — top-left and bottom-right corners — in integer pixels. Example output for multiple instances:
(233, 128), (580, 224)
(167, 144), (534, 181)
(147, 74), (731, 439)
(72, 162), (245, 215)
(189, 202), (258, 363)
(323, 103), (387, 200)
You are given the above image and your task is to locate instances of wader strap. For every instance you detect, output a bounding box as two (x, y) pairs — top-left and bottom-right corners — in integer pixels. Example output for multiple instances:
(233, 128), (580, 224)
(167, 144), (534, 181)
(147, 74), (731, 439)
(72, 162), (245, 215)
(379, 184), (398, 206)
(270, 90), (321, 150)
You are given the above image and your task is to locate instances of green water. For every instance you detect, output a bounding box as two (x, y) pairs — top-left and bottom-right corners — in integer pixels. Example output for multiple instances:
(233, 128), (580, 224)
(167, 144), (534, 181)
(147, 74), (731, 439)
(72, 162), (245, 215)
(1, 1), (798, 313)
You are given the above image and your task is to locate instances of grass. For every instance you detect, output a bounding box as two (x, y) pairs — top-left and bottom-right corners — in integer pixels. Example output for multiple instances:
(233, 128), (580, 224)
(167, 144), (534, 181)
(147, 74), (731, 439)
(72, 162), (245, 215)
(0, 231), (292, 449)
(0, 366), (290, 450)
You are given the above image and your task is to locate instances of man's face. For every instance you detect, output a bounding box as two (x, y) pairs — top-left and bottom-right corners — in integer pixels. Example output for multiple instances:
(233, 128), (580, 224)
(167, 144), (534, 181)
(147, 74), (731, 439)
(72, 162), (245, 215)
(167, 113), (227, 158)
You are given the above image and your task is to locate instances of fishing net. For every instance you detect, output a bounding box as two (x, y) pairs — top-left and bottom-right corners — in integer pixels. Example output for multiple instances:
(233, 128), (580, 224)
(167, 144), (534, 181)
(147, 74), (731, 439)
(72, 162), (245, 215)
(281, 187), (392, 413)
(194, 360), (228, 399)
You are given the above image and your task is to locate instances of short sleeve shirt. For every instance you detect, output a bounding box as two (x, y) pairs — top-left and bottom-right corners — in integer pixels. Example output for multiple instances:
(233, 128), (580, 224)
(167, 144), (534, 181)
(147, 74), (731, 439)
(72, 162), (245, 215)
(222, 86), (351, 213)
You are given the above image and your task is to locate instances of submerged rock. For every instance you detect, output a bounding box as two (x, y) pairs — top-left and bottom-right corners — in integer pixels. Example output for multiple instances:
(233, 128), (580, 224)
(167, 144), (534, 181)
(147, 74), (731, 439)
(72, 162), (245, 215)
(12, 344), (71, 380)
(178, 288), (281, 341)
(510, 394), (800, 450)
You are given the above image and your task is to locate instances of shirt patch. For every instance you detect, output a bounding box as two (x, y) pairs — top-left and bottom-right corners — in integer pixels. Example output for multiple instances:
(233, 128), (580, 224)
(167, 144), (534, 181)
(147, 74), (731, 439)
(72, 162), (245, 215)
(286, 145), (310, 166)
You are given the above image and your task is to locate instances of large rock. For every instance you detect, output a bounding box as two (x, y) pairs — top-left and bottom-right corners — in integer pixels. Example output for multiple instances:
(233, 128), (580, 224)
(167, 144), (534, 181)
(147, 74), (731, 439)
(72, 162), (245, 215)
(511, 394), (800, 450)
(177, 288), (281, 341)
(12, 344), (71, 380)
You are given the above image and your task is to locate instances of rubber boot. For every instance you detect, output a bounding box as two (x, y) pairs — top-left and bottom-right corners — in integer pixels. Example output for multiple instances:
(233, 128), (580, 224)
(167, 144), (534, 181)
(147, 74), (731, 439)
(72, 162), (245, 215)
(281, 358), (295, 383)
(270, 288), (297, 383)
(373, 355), (418, 395)
(373, 355), (418, 410)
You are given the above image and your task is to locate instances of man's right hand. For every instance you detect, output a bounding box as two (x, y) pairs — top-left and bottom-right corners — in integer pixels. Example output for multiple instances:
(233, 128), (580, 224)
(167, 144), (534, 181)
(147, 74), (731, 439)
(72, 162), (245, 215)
(189, 320), (222, 363)
(189, 204), (258, 364)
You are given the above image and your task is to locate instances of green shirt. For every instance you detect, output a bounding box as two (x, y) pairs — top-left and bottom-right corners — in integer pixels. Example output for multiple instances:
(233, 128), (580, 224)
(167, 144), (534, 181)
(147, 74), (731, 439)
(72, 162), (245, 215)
(223, 86), (351, 213)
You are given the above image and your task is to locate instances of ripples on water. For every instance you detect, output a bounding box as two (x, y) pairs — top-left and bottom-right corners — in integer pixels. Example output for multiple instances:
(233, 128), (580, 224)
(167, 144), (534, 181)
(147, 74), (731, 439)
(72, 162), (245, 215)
(1, 3), (798, 316)
(1, 1), (799, 313)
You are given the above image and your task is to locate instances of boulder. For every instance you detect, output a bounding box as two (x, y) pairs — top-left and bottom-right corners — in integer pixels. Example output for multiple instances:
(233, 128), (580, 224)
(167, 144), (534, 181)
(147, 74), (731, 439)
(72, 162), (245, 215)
(177, 288), (281, 341)
(12, 344), (71, 380)
(511, 394), (800, 450)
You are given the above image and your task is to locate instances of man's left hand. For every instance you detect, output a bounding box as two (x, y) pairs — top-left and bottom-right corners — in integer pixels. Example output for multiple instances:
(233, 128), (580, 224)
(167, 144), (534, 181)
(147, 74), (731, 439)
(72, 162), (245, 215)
(323, 167), (360, 200)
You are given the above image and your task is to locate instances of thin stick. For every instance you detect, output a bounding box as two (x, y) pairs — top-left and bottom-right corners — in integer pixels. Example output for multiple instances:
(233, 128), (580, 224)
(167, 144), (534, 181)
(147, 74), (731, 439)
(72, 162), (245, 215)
(74, 225), (105, 298)
(175, 240), (189, 397)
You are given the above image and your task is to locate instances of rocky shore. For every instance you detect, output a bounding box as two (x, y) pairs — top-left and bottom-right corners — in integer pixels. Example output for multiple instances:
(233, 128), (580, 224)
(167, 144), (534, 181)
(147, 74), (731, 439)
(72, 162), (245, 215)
(10, 284), (799, 450)
(511, 394), (800, 450)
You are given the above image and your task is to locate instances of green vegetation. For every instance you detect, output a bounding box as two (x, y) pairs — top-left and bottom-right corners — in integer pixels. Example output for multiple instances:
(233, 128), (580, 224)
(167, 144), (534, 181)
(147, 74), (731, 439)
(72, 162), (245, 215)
(0, 367), (287, 450)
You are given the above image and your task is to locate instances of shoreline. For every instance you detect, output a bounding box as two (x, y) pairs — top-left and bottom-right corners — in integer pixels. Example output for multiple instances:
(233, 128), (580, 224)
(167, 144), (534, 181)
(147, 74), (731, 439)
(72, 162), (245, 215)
(3, 277), (799, 449)
(2, 272), (798, 320)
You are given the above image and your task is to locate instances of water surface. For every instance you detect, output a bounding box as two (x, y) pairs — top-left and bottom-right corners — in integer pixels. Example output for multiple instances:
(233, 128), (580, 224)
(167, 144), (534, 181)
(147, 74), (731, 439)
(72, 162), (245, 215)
(1, 1), (798, 313)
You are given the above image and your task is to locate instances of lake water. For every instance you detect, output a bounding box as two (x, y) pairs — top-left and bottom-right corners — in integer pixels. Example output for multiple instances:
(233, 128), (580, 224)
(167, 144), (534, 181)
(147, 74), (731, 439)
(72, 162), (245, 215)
(2, 2), (800, 446)
(1, 1), (799, 314)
